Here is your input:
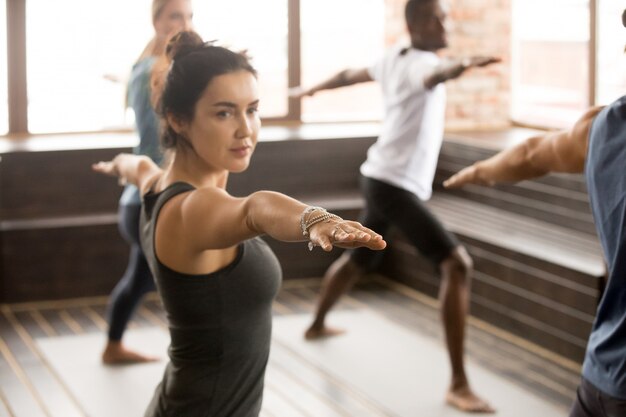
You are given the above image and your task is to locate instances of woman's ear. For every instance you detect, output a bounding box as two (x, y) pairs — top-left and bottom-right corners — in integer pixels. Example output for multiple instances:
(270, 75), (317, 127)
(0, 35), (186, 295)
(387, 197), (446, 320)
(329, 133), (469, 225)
(166, 113), (187, 136)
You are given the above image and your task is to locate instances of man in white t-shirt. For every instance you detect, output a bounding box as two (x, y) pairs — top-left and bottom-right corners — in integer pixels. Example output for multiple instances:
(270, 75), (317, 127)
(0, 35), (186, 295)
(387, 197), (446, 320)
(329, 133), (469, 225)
(291, 0), (499, 413)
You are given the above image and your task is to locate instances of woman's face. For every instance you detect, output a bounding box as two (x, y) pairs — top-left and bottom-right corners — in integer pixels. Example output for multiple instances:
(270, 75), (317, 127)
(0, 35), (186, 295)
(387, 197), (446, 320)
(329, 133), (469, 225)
(180, 70), (261, 174)
(154, 0), (193, 40)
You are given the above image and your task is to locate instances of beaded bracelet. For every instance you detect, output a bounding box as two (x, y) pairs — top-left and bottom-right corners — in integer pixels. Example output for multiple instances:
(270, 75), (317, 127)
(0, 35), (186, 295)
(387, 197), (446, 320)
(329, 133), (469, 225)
(299, 206), (342, 250)
(300, 206), (325, 238)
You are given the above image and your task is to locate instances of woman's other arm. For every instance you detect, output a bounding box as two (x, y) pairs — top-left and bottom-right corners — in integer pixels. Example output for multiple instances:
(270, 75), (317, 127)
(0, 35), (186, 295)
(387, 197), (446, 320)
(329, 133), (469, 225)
(92, 153), (162, 195)
(180, 187), (386, 252)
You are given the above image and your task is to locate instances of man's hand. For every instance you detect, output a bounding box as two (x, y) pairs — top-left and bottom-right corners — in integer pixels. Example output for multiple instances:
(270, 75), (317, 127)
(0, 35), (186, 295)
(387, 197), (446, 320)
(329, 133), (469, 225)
(464, 56), (502, 69)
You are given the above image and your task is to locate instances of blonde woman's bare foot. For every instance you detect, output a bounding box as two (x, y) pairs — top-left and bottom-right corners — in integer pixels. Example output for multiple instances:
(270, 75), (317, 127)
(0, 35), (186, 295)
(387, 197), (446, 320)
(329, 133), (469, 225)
(304, 325), (346, 340)
(102, 341), (160, 365)
(446, 386), (495, 413)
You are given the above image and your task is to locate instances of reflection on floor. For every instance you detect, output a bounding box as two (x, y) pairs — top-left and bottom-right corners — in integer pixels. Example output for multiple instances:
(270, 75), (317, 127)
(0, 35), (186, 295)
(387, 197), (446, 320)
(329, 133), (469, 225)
(0, 276), (579, 417)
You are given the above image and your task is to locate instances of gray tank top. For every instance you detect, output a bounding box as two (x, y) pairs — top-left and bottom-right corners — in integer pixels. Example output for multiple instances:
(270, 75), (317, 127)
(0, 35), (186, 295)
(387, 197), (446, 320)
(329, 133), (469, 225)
(140, 182), (282, 417)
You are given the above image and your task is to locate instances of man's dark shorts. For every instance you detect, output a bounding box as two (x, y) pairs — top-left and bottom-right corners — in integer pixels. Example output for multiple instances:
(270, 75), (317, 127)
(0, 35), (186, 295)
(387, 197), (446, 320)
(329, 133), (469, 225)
(351, 175), (459, 271)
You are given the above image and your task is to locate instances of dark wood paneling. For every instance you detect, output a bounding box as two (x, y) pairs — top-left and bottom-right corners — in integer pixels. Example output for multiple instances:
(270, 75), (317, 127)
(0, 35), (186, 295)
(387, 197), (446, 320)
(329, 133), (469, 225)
(0, 148), (128, 220)
(228, 137), (375, 196)
(1, 223), (127, 302)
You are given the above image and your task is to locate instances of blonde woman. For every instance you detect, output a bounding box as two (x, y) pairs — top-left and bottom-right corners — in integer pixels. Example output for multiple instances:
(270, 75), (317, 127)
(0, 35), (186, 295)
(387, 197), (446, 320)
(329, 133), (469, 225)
(102, 0), (193, 364)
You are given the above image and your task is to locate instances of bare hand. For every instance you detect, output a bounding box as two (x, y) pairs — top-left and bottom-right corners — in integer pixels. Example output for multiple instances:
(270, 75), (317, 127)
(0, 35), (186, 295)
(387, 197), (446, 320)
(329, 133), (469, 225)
(92, 160), (119, 177)
(308, 219), (386, 252)
(443, 164), (494, 188)
(288, 86), (314, 99)
(466, 56), (501, 68)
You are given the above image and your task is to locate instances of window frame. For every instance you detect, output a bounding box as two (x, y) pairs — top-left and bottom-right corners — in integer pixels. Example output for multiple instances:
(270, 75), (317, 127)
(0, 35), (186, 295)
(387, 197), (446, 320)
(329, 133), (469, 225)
(511, 0), (603, 129)
(3, 0), (302, 135)
(4, 0), (613, 135)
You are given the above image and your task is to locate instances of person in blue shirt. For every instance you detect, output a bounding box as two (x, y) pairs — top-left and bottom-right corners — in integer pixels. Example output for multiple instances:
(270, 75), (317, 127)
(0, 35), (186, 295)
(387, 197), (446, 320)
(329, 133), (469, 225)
(102, 0), (193, 364)
(444, 9), (626, 416)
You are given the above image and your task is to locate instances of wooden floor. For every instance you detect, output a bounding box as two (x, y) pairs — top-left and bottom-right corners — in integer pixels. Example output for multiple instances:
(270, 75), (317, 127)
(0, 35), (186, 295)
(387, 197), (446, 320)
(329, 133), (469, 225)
(0, 276), (579, 416)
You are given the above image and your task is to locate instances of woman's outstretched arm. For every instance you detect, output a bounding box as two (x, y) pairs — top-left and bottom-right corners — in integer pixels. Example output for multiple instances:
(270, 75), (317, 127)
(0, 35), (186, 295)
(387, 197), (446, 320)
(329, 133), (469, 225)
(179, 187), (387, 252)
(92, 153), (162, 195)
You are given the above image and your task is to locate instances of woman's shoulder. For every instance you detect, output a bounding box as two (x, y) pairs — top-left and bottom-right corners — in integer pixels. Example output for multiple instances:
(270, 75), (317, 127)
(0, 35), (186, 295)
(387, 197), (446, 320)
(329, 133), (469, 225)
(181, 185), (233, 210)
(143, 180), (195, 207)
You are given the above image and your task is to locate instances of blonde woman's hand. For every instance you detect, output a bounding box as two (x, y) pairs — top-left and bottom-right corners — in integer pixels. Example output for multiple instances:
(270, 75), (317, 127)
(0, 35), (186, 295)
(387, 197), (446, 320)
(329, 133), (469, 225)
(308, 219), (386, 252)
(287, 86), (314, 99)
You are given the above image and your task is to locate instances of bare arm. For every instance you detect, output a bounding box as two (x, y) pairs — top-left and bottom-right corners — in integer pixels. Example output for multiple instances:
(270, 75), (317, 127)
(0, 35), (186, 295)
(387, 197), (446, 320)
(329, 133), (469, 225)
(443, 106), (604, 188)
(289, 68), (373, 98)
(424, 56), (501, 89)
(92, 153), (162, 195)
(179, 187), (386, 252)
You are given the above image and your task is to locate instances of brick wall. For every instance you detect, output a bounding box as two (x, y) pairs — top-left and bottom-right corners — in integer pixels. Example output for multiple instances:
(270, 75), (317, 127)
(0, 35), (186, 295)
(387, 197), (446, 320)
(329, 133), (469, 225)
(385, 0), (511, 130)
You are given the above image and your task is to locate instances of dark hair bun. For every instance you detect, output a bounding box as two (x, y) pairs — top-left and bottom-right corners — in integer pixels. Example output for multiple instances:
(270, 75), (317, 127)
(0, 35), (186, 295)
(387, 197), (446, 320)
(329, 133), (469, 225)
(166, 31), (205, 62)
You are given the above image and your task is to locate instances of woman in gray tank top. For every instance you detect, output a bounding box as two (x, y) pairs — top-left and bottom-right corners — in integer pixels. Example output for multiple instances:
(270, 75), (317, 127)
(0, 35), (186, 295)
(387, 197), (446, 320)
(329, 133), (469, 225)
(93, 31), (386, 417)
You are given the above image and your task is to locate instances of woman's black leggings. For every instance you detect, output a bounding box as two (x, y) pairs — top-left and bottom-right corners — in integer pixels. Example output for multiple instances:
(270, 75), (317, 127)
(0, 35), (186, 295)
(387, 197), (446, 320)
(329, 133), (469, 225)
(106, 200), (156, 341)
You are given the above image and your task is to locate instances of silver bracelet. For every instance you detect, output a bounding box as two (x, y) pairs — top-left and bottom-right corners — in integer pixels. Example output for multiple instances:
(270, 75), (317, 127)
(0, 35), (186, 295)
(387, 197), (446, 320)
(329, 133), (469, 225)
(305, 213), (343, 251)
(300, 206), (325, 238)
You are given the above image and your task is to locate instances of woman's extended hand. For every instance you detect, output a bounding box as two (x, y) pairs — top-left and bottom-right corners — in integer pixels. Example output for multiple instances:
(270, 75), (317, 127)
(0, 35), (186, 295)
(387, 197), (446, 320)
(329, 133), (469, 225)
(92, 160), (120, 177)
(91, 154), (160, 189)
(307, 219), (386, 252)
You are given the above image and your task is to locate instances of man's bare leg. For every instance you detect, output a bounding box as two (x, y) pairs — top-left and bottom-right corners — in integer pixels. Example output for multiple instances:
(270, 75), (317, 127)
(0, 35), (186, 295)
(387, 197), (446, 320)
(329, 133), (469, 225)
(305, 253), (362, 339)
(102, 340), (159, 365)
(440, 246), (494, 413)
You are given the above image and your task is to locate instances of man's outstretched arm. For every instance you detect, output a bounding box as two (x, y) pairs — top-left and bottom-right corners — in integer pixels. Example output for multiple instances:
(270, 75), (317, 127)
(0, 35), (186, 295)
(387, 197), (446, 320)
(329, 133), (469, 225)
(288, 68), (373, 98)
(424, 56), (501, 89)
(443, 106), (604, 188)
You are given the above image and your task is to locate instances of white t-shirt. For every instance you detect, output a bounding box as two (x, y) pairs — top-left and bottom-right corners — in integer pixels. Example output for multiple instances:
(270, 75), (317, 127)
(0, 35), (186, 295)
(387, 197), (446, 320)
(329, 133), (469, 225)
(360, 46), (446, 201)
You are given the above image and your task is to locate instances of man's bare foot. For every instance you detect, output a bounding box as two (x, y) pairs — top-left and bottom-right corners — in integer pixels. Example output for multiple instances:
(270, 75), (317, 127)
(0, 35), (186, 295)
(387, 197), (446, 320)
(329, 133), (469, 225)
(304, 325), (346, 340)
(446, 385), (495, 413)
(102, 341), (160, 365)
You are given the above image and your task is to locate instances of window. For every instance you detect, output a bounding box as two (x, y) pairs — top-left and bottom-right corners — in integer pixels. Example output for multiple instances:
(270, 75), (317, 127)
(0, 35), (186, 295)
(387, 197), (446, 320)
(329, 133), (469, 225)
(0, 0), (7, 135)
(300, 0), (385, 122)
(596, 0), (626, 105)
(512, 0), (590, 128)
(193, 0), (288, 119)
(11, 0), (388, 134)
(26, 0), (153, 133)
(512, 0), (626, 128)
(22, 0), (388, 134)
(15, 1), (618, 135)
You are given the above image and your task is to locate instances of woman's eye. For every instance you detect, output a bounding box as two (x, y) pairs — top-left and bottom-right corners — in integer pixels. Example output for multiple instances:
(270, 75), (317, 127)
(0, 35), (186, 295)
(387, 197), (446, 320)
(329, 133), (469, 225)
(247, 107), (259, 115)
(217, 111), (231, 118)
